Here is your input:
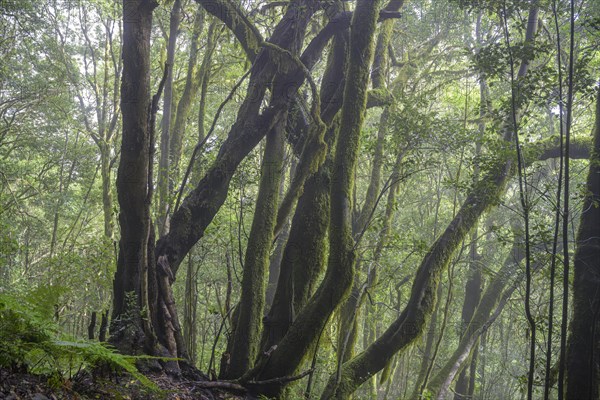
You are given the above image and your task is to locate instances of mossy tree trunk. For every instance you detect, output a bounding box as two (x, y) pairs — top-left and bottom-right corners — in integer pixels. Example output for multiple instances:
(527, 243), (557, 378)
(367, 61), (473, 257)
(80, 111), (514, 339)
(411, 283), (443, 400)
(260, 23), (348, 354)
(111, 0), (157, 354)
(337, 0), (404, 369)
(566, 86), (600, 400)
(247, 1), (382, 397)
(112, 0), (189, 371)
(264, 160), (294, 312)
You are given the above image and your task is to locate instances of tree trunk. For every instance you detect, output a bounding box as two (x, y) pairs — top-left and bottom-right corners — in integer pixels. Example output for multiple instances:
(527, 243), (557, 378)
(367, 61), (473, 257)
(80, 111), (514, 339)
(566, 86), (600, 400)
(111, 0), (157, 354)
(336, 0), (404, 368)
(155, 0), (322, 277)
(411, 283), (444, 400)
(265, 159), (295, 311)
(259, 22), (349, 353)
(100, 142), (114, 240)
(183, 251), (199, 363)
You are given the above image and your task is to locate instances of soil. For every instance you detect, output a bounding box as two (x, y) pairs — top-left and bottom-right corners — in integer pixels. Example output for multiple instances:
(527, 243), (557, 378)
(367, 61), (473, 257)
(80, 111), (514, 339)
(0, 368), (251, 400)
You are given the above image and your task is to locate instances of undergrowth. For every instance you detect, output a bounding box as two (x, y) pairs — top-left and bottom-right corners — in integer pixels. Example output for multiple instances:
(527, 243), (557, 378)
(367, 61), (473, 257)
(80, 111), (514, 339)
(0, 285), (159, 393)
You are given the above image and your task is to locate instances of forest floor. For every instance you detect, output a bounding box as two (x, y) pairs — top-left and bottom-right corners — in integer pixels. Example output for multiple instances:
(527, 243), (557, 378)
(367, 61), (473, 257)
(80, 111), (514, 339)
(0, 368), (250, 400)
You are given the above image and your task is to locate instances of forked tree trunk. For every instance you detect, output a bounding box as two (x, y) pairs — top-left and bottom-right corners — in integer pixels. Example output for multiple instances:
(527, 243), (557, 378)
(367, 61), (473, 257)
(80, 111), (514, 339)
(260, 25), (348, 353)
(247, 1), (382, 397)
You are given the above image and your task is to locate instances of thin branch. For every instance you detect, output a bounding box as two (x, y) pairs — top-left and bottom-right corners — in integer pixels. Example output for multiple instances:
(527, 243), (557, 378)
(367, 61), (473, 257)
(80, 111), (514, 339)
(173, 68), (252, 213)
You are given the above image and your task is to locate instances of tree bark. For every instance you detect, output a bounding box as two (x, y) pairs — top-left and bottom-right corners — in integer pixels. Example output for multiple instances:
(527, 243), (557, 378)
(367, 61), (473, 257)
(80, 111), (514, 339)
(264, 160), (294, 311)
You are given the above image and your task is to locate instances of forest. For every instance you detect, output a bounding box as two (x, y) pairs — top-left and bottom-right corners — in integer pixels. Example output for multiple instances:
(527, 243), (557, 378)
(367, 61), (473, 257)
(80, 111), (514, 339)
(1, 0), (600, 399)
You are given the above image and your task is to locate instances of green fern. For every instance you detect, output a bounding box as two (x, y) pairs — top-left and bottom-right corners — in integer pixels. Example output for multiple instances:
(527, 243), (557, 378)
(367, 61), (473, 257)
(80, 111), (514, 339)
(0, 289), (160, 393)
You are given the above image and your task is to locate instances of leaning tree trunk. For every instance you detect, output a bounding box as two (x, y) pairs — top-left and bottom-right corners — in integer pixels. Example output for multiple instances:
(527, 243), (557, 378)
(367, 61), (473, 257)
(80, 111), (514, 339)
(566, 86), (600, 400)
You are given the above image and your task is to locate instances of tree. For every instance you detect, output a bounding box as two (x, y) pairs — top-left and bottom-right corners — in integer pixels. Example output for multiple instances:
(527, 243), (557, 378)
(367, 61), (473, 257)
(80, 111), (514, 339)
(566, 86), (600, 400)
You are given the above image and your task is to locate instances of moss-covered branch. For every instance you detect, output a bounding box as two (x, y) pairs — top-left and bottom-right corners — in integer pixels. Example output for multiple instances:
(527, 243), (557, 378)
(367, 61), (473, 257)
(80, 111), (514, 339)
(156, 3), (317, 276)
(320, 154), (514, 400)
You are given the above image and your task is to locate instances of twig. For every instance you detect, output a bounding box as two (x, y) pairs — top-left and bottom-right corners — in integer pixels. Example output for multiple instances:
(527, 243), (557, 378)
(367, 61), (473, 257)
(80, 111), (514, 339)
(247, 369), (314, 386)
(173, 68), (251, 213)
(194, 381), (246, 391)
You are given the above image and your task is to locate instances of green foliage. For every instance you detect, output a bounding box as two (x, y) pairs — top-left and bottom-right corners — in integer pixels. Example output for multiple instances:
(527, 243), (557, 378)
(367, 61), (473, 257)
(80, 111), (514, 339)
(0, 288), (158, 392)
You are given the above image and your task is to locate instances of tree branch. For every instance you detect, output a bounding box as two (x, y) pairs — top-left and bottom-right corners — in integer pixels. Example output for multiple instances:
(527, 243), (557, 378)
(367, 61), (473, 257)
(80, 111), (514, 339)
(194, 0), (263, 61)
